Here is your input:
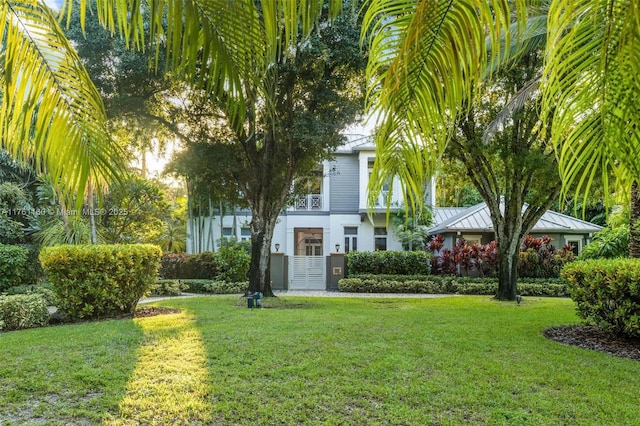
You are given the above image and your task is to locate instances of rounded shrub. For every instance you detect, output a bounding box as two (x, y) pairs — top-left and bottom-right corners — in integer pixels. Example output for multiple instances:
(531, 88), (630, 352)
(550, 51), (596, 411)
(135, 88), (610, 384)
(562, 259), (640, 337)
(0, 293), (50, 331)
(40, 244), (162, 320)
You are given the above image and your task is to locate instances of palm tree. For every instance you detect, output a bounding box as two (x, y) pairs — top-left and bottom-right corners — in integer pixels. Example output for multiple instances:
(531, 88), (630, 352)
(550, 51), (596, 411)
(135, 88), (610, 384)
(1, 0), (125, 205)
(362, 0), (640, 298)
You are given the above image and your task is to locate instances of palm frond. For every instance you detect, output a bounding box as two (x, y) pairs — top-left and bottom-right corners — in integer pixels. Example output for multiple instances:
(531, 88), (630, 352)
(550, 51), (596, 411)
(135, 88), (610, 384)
(0, 0), (125, 207)
(362, 0), (525, 212)
(70, 0), (343, 134)
(482, 75), (541, 144)
(543, 0), (640, 205)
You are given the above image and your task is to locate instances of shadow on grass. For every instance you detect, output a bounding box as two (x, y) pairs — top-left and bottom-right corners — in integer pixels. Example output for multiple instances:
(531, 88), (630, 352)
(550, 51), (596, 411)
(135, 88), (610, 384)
(0, 318), (145, 425)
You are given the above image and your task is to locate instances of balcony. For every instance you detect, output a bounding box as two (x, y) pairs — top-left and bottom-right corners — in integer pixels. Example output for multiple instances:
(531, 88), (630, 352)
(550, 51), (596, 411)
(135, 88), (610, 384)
(294, 194), (323, 211)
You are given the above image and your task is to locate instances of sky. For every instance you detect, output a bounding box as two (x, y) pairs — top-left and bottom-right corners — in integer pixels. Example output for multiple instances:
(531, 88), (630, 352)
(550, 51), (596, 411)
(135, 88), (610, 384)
(44, 0), (62, 10)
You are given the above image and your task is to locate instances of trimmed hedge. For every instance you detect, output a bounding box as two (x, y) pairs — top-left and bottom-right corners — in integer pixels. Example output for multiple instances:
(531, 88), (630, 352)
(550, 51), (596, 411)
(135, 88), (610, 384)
(347, 251), (431, 275)
(180, 279), (248, 294)
(0, 294), (49, 331)
(152, 279), (189, 296)
(0, 244), (29, 291)
(562, 259), (640, 337)
(159, 252), (218, 279)
(159, 248), (250, 282)
(40, 244), (162, 320)
(339, 275), (568, 297)
(3, 284), (57, 306)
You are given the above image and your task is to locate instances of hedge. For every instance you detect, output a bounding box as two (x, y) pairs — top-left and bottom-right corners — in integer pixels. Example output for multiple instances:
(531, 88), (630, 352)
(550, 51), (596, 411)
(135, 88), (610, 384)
(179, 279), (247, 294)
(40, 244), (162, 320)
(339, 275), (568, 297)
(0, 244), (29, 291)
(0, 294), (50, 331)
(159, 248), (250, 282)
(562, 259), (640, 337)
(347, 251), (431, 275)
(152, 279), (189, 296)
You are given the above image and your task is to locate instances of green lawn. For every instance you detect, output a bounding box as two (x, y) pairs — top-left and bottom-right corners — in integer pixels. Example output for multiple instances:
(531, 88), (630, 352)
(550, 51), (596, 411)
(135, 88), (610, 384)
(1, 296), (638, 425)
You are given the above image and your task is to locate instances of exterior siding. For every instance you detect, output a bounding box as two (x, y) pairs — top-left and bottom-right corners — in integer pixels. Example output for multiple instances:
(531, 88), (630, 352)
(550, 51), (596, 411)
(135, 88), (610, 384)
(329, 155), (359, 213)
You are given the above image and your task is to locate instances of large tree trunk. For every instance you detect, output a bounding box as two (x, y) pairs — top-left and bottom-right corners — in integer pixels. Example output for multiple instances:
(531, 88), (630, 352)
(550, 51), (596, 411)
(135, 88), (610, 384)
(248, 213), (276, 297)
(496, 242), (519, 300)
(630, 181), (640, 258)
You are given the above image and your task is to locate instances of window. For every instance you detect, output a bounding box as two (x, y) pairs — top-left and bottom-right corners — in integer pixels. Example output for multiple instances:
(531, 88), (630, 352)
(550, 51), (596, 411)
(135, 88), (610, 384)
(368, 158), (391, 207)
(222, 227), (233, 237)
(461, 235), (482, 246)
(240, 227), (251, 242)
(374, 227), (387, 251)
(344, 226), (358, 253)
(566, 239), (581, 256)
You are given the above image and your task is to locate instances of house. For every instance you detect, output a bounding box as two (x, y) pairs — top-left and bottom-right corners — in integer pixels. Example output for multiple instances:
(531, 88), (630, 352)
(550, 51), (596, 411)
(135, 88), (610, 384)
(186, 136), (602, 290)
(186, 135), (434, 290)
(430, 202), (603, 255)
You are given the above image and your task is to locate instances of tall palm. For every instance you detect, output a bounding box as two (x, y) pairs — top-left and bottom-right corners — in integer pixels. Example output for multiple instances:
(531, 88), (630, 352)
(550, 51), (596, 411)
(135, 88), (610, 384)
(1, 0), (125, 205)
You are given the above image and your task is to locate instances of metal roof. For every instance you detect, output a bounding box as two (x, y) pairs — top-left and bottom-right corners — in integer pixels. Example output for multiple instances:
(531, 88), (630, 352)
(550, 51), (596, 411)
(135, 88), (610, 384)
(430, 202), (603, 235)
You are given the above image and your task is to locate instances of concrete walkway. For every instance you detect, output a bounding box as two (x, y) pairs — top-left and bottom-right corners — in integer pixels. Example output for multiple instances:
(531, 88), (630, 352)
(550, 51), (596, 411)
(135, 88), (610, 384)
(139, 291), (457, 304)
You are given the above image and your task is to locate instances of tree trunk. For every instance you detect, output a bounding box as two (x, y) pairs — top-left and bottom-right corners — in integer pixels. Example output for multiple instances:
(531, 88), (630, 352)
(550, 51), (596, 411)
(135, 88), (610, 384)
(630, 181), (640, 258)
(496, 243), (519, 300)
(248, 215), (275, 297)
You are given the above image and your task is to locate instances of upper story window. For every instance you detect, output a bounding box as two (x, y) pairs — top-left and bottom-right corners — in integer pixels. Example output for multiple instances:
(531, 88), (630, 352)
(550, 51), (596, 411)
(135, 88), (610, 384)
(374, 227), (387, 251)
(222, 227), (233, 237)
(368, 158), (391, 207)
(240, 227), (251, 242)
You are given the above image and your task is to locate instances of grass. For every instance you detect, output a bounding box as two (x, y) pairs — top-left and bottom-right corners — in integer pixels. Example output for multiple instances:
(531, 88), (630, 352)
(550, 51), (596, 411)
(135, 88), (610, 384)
(1, 295), (639, 425)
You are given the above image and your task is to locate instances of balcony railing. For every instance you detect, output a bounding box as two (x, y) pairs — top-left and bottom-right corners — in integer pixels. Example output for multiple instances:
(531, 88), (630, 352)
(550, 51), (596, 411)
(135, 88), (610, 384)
(294, 194), (322, 211)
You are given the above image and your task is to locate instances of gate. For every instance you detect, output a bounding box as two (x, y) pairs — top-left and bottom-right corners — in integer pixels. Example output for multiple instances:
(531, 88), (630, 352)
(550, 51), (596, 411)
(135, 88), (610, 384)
(289, 256), (326, 290)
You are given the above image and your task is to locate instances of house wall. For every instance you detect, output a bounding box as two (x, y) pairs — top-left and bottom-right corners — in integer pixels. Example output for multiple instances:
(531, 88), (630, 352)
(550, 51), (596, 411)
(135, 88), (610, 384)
(186, 142), (433, 255)
(329, 155), (359, 213)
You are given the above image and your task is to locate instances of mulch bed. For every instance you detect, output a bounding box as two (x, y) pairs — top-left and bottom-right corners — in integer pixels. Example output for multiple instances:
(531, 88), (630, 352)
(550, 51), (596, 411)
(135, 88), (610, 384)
(543, 325), (640, 361)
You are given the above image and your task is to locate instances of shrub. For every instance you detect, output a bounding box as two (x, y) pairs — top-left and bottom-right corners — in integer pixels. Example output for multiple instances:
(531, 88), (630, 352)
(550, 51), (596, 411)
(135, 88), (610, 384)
(158, 253), (186, 279)
(3, 283), (57, 306)
(347, 251), (431, 275)
(339, 275), (568, 297)
(40, 244), (162, 320)
(562, 259), (640, 337)
(427, 234), (575, 278)
(180, 279), (247, 294)
(518, 236), (575, 278)
(0, 294), (50, 331)
(158, 251), (221, 279)
(216, 245), (250, 282)
(0, 244), (29, 291)
(152, 279), (188, 296)
(578, 226), (629, 260)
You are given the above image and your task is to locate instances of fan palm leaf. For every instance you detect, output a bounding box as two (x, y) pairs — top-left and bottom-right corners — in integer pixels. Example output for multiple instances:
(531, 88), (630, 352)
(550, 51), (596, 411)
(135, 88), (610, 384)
(0, 0), (124, 206)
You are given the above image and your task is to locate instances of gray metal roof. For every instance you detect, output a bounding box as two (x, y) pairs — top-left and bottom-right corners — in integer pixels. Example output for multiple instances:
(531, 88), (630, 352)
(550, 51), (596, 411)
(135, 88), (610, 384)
(430, 202), (603, 235)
